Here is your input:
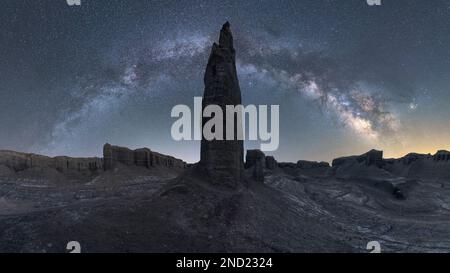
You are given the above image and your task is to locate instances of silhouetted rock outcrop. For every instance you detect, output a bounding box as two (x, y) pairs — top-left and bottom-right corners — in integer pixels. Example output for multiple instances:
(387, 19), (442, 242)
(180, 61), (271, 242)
(332, 149), (383, 167)
(265, 156), (278, 170)
(399, 153), (425, 165)
(245, 149), (265, 182)
(382, 151), (450, 179)
(364, 149), (383, 166)
(200, 22), (244, 188)
(245, 150), (265, 169)
(331, 150), (393, 179)
(434, 150), (450, 161)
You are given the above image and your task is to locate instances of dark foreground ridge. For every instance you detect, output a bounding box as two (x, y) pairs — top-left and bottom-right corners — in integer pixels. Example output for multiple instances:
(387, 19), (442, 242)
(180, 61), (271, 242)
(1, 23), (450, 253)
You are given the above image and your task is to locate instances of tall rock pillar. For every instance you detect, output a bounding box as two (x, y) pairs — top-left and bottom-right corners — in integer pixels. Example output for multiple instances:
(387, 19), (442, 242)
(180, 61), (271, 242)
(200, 22), (244, 188)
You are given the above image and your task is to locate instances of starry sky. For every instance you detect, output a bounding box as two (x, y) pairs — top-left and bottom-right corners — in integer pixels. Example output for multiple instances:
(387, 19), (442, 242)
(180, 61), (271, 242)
(1, 0), (450, 163)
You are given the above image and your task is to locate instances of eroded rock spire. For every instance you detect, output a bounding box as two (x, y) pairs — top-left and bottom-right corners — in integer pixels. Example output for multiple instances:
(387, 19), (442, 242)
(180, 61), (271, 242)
(219, 21), (234, 51)
(200, 22), (244, 188)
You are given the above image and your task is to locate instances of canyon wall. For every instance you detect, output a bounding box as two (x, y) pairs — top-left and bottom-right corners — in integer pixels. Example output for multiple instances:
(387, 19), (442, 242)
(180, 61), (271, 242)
(103, 143), (186, 171)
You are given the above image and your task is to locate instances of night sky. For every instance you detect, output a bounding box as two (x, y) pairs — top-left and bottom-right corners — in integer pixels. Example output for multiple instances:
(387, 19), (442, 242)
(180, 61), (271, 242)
(1, 0), (450, 163)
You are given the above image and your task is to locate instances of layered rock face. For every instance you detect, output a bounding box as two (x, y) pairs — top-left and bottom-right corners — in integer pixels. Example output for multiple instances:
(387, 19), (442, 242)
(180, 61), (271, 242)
(0, 150), (103, 173)
(103, 143), (186, 171)
(0, 144), (187, 176)
(200, 22), (244, 188)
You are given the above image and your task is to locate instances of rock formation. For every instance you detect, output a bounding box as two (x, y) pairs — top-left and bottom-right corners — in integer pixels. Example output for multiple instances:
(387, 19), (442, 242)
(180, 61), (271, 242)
(382, 150), (450, 179)
(296, 160), (330, 169)
(103, 143), (186, 171)
(0, 150), (103, 173)
(200, 22), (244, 188)
(433, 150), (450, 161)
(245, 150), (266, 169)
(245, 149), (266, 182)
(265, 156), (278, 170)
(364, 149), (383, 166)
(332, 149), (383, 167)
(0, 144), (186, 175)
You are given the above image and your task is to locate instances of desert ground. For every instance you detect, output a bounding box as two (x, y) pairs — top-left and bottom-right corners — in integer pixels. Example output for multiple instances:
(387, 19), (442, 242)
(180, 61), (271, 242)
(1, 149), (450, 253)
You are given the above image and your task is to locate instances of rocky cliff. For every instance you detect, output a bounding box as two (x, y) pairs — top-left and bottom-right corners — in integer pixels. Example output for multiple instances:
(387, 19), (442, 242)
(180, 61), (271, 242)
(0, 144), (186, 179)
(103, 143), (186, 171)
